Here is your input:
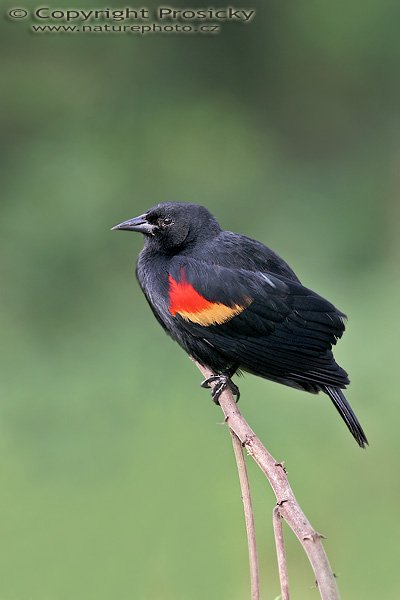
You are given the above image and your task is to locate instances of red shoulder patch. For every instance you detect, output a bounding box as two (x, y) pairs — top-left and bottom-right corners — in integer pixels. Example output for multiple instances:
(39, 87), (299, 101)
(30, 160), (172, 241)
(168, 270), (251, 326)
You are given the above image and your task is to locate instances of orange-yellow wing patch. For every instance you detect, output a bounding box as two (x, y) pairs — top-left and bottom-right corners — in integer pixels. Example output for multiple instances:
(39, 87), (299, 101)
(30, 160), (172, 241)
(168, 272), (251, 326)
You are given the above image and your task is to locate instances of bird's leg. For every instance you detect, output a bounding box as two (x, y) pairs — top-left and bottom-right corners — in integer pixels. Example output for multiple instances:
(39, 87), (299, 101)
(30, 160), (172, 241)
(201, 366), (240, 404)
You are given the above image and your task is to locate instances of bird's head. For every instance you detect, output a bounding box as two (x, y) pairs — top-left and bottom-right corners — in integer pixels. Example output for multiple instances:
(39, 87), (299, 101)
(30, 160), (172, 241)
(112, 202), (221, 252)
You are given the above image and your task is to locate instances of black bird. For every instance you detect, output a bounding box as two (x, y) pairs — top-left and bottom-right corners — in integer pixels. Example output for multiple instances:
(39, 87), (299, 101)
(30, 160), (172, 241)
(112, 202), (367, 448)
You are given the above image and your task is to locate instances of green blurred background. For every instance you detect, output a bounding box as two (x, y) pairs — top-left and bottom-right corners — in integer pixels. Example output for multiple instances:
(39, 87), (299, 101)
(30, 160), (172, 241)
(1, 1), (399, 598)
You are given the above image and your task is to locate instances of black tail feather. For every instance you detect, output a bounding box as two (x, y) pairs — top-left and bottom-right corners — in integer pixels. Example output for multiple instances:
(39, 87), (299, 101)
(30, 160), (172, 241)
(323, 385), (368, 448)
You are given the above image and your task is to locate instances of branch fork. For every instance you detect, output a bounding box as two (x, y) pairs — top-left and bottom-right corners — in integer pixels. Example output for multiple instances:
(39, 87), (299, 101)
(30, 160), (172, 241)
(194, 361), (340, 600)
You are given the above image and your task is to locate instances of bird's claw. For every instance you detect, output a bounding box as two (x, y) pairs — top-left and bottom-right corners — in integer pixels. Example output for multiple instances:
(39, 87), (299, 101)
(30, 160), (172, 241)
(201, 374), (240, 404)
(200, 375), (221, 389)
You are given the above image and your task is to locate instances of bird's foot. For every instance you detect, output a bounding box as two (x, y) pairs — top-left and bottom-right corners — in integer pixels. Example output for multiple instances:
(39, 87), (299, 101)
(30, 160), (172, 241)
(201, 374), (240, 405)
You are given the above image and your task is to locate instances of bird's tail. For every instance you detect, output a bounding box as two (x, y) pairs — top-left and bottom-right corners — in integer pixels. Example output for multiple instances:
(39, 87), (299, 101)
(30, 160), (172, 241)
(323, 385), (368, 448)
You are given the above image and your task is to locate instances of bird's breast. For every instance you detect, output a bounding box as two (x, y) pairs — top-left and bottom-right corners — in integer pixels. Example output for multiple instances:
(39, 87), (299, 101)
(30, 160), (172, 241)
(136, 252), (172, 320)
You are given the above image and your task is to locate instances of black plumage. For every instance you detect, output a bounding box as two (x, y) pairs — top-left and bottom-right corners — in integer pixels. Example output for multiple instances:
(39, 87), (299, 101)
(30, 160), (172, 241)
(112, 202), (367, 448)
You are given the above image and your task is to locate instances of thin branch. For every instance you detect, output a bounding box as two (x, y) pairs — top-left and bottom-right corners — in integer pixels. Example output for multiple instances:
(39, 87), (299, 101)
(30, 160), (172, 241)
(195, 361), (340, 600)
(229, 428), (260, 600)
(273, 505), (290, 600)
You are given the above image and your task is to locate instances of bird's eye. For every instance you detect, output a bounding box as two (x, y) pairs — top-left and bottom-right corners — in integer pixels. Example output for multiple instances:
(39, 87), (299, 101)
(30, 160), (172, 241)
(162, 217), (173, 226)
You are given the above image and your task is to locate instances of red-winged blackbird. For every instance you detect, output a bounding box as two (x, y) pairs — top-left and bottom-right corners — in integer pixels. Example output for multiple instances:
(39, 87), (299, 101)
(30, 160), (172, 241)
(112, 202), (367, 448)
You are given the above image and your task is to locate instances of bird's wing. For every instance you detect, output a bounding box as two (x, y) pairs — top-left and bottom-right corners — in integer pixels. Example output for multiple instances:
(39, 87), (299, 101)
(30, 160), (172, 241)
(167, 257), (348, 386)
(196, 231), (302, 283)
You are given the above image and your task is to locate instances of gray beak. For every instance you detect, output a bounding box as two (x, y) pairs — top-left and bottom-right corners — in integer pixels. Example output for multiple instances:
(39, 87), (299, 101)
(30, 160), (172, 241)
(111, 214), (155, 235)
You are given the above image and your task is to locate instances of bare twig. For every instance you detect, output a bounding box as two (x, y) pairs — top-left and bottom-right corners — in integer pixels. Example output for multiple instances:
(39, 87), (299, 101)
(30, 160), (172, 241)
(273, 505), (290, 600)
(195, 361), (340, 600)
(229, 429), (260, 600)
